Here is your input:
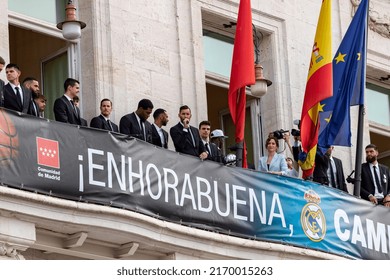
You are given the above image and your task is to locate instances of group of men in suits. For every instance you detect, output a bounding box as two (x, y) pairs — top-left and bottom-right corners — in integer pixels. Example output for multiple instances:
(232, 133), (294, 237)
(312, 144), (390, 207)
(0, 61), (46, 118)
(2, 59), (388, 206)
(1, 63), (35, 115)
(116, 102), (224, 163)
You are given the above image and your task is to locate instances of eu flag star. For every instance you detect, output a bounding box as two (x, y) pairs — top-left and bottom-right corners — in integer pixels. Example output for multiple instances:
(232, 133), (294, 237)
(334, 52), (347, 64)
(325, 113), (332, 123)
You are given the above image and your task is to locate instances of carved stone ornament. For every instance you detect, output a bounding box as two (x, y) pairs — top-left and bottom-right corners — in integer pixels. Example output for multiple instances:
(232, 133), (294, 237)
(0, 242), (25, 260)
(351, 0), (390, 38)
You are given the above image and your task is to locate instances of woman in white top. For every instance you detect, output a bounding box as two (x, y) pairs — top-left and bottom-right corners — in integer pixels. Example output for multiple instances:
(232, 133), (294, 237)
(258, 136), (288, 175)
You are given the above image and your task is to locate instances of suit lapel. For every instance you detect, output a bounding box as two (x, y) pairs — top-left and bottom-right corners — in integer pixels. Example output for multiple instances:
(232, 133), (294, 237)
(21, 87), (30, 113)
(99, 115), (110, 130)
(364, 163), (375, 186)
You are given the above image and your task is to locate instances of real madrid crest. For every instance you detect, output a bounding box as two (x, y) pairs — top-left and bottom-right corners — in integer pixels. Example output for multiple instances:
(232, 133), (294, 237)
(301, 189), (326, 242)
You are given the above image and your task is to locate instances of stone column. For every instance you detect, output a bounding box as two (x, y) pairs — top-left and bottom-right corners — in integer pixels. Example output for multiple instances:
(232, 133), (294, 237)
(0, 216), (36, 260)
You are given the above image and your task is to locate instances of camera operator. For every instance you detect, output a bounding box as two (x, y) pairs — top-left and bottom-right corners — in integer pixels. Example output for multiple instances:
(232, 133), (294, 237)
(289, 120), (302, 162)
(283, 133), (299, 177)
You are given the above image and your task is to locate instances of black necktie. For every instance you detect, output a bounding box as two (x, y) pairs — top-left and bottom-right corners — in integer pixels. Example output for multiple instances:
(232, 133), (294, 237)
(15, 87), (22, 107)
(107, 119), (113, 131)
(205, 143), (211, 156)
(373, 166), (383, 193)
(140, 120), (145, 140)
(70, 100), (78, 117)
(329, 159), (337, 188)
(188, 127), (195, 147)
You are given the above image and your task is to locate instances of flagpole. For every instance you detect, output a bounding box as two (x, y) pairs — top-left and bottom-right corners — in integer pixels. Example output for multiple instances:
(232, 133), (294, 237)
(353, 105), (364, 196)
(353, 0), (369, 197)
(236, 141), (243, 167)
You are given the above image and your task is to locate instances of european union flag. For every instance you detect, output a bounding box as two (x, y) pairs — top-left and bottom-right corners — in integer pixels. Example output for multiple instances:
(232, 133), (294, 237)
(318, 0), (368, 151)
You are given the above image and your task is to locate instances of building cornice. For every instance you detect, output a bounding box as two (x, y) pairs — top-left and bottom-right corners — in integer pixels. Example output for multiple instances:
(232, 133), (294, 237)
(351, 0), (390, 38)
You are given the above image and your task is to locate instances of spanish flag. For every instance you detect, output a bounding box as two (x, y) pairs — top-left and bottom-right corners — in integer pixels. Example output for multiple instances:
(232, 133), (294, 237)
(299, 0), (333, 179)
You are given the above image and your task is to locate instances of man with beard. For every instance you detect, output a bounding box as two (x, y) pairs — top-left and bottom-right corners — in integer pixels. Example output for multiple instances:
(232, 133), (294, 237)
(23, 77), (40, 117)
(151, 108), (169, 148)
(361, 144), (390, 207)
(170, 105), (207, 160)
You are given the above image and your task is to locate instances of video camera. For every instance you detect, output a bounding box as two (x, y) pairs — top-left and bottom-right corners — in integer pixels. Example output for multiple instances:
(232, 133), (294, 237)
(271, 129), (289, 140)
(291, 119), (301, 137)
(346, 170), (355, 184)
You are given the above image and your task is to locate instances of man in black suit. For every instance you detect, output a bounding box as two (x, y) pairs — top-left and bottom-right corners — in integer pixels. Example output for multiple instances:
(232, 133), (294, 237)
(119, 99), (154, 143)
(361, 144), (390, 207)
(151, 108), (169, 148)
(23, 77), (40, 117)
(90, 98), (119, 132)
(199, 121), (222, 163)
(3, 63), (34, 115)
(53, 78), (82, 125)
(170, 105), (207, 159)
(313, 146), (348, 193)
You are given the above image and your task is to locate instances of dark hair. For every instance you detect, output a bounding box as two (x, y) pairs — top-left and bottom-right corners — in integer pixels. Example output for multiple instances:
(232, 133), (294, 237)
(179, 105), (191, 113)
(153, 108), (166, 119)
(34, 93), (46, 101)
(199, 120), (211, 129)
(137, 99), (154, 110)
(0, 56), (5, 65)
(22, 77), (38, 84)
(6, 63), (20, 71)
(265, 136), (279, 149)
(64, 78), (80, 91)
(100, 98), (112, 107)
(365, 144), (378, 151)
(73, 96), (80, 102)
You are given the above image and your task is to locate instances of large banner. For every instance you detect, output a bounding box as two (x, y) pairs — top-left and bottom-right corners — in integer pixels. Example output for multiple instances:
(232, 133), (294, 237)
(1, 109), (389, 260)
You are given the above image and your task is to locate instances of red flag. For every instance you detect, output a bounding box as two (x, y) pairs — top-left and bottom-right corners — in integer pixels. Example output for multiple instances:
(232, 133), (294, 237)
(228, 0), (255, 168)
(37, 137), (60, 169)
(299, 0), (333, 178)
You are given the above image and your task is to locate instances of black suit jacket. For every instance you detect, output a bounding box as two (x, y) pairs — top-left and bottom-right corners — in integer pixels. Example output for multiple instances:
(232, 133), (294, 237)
(361, 163), (390, 201)
(119, 112), (153, 143)
(30, 99), (40, 117)
(206, 142), (223, 163)
(151, 124), (168, 148)
(313, 151), (347, 192)
(202, 141), (223, 163)
(3, 83), (33, 114)
(0, 79), (4, 107)
(53, 95), (81, 125)
(90, 115), (119, 132)
(170, 122), (206, 157)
